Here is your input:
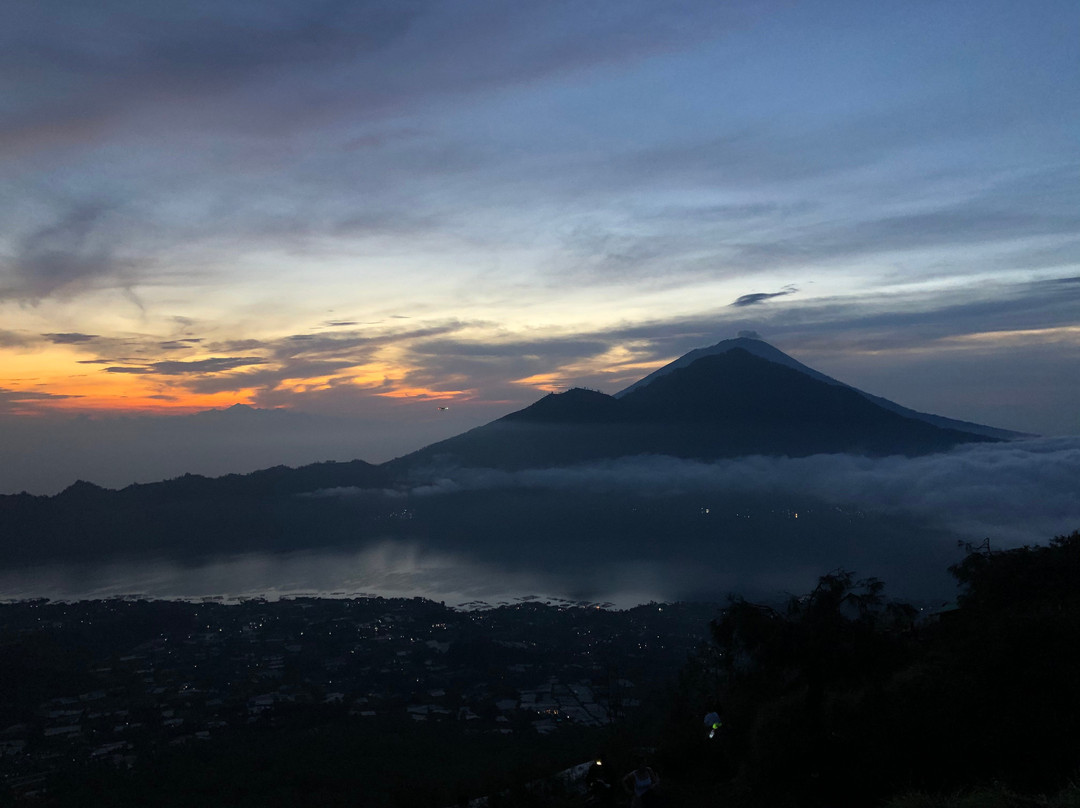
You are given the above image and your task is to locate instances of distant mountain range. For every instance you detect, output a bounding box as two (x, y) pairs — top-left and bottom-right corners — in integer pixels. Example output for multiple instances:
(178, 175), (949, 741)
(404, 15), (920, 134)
(0, 337), (1024, 569)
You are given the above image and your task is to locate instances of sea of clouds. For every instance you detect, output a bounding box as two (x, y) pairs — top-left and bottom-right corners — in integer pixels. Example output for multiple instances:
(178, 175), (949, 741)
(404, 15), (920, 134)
(320, 437), (1080, 548)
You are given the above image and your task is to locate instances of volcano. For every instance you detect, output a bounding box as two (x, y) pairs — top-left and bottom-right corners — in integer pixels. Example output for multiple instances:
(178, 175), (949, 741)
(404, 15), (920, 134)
(386, 339), (1009, 473)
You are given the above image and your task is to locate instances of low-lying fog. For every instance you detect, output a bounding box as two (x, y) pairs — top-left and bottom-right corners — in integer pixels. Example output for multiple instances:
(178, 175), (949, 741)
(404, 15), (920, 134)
(380, 435), (1080, 547)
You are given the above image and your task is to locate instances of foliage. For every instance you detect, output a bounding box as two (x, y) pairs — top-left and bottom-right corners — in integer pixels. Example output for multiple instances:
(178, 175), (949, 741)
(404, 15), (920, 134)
(662, 531), (1080, 808)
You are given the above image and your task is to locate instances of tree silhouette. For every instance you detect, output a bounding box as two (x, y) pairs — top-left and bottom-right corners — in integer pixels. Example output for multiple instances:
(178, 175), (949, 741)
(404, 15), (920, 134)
(665, 532), (1080, 807)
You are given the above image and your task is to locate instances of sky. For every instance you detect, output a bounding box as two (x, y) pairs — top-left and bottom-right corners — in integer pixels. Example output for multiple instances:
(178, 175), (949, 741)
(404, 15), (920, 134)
(2, 0), (1078, 493)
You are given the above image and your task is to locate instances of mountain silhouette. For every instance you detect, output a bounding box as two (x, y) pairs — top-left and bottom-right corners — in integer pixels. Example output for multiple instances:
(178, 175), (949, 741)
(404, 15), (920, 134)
(385, 344), (999, 473)
(616, 336), (1027, 440)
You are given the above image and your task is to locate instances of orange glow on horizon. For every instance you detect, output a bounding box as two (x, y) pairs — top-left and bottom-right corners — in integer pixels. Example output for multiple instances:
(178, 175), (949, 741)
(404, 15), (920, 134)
(20, 389), (259, 416)
(942, 326), (1080, 345)
(377, 386), (466, 400)
(1, 346), (259, 415)
(510, 373), (565, 392)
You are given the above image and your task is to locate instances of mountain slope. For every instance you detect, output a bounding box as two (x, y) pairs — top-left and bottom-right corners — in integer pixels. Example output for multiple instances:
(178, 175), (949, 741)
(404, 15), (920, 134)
(380, 389), (633, 472)
(615, 336), (835, 397)
(617, 337), (1028, 440)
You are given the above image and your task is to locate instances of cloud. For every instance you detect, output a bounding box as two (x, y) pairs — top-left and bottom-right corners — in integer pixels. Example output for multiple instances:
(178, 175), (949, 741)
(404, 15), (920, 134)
(0, 201), (133, 302)
(241, 322), (475, 363)
(0, 386), (81, 414)
(394, 336), (619, 398)
(0, 0), (740, 155)
(732, 287), (797, 307)
(558, 142), (1080, 286)
(835, 209), (1080, 261)
(10, 319), (490, 417)
(181, 360), (362, 396)
(0, 1), (424, 151)
(2, 0), (1070, 323)
(559, 273), (1078, 366)
(703, 205), (1080, 281)
(0, 0), (793, 298)
(0, 330), (30, 348)
(105, 356), (267, 375)
(42, 332), (99, 344)
(349, 437), (1080, 548)
(0, 387), (80, 402)
(760, 275), (1080, 354)
(410, 338), (610, 361)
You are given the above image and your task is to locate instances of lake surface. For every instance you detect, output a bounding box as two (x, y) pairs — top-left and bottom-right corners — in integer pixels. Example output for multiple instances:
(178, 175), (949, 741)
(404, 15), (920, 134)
(0, 541), (723, 609)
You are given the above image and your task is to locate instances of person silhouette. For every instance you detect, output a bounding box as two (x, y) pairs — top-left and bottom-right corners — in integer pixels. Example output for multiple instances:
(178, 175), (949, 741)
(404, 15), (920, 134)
(622, 756), (659, 807)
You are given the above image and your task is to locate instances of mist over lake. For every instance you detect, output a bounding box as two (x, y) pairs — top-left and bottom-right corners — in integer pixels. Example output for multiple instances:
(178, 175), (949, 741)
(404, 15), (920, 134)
(0, 540), (956, 609)
(0, 542), (714, 609)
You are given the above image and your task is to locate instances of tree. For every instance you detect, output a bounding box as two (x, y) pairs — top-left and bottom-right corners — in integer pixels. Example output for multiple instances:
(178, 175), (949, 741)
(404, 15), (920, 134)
(700, 571), (917, 806)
